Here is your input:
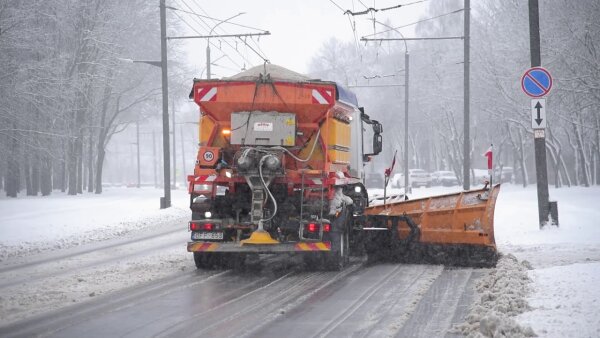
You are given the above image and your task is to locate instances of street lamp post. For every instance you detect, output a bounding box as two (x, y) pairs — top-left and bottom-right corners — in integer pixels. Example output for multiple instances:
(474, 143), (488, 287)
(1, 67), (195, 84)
(206, 12), (245, 79)
(117, 57), (169, 203)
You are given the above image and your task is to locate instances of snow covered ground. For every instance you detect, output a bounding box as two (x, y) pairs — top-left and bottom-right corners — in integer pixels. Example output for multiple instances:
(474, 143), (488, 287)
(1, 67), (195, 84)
(369, 183), (600, 337)
(0, 187), (190, 261)
(1, 184), (599, 336)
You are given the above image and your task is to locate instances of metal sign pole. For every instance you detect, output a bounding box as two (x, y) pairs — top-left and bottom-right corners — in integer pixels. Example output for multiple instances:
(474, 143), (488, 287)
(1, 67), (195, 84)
(528, 0), (557, 227)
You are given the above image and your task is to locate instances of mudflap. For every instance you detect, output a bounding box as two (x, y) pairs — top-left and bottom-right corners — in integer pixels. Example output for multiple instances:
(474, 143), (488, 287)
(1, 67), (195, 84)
(193, 252), (247, 270)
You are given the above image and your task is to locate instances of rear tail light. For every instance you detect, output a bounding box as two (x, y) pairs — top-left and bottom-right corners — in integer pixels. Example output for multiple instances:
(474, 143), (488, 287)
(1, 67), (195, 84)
(190, 222), (214, 231)
(307, 223), (330, 233)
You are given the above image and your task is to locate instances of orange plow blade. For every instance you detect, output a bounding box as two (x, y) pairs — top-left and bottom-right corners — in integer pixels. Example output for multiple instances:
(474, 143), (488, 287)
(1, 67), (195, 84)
(360, 185), (500, 267)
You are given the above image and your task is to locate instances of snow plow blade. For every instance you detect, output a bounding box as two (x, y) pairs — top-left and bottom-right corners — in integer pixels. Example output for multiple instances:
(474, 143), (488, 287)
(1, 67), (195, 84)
(360, 185), (500, 268)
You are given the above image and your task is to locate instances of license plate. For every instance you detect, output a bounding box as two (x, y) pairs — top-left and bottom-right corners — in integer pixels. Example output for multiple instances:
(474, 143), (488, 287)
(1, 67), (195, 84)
(192, 231), (224, 240)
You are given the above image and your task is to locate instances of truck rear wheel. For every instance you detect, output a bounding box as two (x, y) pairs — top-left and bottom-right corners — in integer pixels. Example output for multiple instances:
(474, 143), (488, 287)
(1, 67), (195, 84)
(324, 230), (350, 270)
(194, 252), (215, 269)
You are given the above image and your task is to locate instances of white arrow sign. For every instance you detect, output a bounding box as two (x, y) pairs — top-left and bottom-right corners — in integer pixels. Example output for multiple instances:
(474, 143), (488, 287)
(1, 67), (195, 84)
(531, 98), (546, 129)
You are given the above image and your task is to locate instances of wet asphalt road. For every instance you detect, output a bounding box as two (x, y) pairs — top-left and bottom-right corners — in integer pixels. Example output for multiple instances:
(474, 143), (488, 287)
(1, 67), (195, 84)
(1, 254), (483, 338)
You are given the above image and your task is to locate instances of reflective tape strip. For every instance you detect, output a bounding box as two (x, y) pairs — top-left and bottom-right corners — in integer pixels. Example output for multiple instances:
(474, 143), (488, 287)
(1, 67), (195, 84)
(312, 89), (332, 104)
(303, 178), (322, 185)
(194, 175), (217, 182)
(197, 87), (217, 102)
(188, 242), (219, 252)
(334, 178), (347, 185)
(295, 242), (331, 251)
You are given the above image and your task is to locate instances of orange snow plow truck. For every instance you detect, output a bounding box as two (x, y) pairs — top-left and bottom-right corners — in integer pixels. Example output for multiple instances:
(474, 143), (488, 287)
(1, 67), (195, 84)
(186, 64), (499, 270)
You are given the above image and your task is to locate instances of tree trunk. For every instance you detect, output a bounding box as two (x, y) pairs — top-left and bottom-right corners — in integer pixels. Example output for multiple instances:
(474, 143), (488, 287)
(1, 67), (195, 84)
(594, 112), (600, 185)
(60, 159), (67, 193)
(87, 128), (94, 193)
(40, 156), (52, 196)
(573, 119), (590, 187)
(546, 129), (562, 188)
(67, 137), (77, 195)
(95, 145), (105, 194)
(24, 156), (33, 196)
(6, 126), (20, 197)
(32, 153), (40, 195)
(507, 125), (528, 187)
(566, 128), (580, 186)
(6, 157), (19, 198)
(76, 134), (83, 194)
(517, 129), (528, 187)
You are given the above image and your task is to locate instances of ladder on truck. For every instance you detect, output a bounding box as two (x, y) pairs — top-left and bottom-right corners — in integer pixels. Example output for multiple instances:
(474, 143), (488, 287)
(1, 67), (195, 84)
(299, 170), (328, 241)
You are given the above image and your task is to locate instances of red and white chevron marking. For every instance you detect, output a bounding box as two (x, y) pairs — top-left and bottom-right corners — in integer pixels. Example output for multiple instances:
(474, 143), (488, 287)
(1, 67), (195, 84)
(196, 87), (217, 102)
(194, 175), (217, 182)
(311, 88), (333, 104)
(304, 178), (322, 185)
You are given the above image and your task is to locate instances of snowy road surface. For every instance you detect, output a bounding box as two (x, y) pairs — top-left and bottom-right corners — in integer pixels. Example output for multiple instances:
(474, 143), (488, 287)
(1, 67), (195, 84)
(1, 185), (600, 337)
(1, 253), (482, 337)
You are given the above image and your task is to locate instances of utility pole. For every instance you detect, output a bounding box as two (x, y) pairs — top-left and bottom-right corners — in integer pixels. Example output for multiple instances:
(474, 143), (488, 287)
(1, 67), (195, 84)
(172, 98), (176, 189)
(404, 51), (410, 194)
(463, 0), (471, 191)
(159, 0), (171, 208)
(206, 44), (211, 80)
(136, 120), (140, 188)
(180, 125), (187, 186)
(153, 130), (157, 188)
(528, 0), (556, 228)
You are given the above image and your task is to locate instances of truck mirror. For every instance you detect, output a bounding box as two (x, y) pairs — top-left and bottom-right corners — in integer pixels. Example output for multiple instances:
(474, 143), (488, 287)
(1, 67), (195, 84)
(373, 133), (382, 155)
(372, 121), (382, 134)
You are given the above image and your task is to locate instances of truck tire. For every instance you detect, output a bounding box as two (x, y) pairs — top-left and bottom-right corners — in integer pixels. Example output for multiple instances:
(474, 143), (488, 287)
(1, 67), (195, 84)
(325, 230), (350, 270)
(324, 206), (351, 270)
(194, 252), (215, 269)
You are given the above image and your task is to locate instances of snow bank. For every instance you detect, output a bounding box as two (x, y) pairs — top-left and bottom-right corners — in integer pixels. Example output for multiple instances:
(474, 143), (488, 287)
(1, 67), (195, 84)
(453, 254), (536, 338)
(0, 188), (190, 261)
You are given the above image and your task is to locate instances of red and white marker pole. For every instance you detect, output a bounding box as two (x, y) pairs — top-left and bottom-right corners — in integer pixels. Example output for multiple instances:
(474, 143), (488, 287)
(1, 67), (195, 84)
(483, 144), (493, 187)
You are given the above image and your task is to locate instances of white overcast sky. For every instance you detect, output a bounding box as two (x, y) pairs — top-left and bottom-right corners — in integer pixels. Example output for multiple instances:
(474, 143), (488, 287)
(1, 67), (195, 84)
(170, 0), (429, 78)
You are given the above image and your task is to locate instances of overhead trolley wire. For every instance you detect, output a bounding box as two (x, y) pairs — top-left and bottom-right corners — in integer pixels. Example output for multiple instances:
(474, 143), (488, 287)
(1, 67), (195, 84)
(345, 0), (428, 16)
(170, 10), (244, 70)
(180, 0), (269, 66)
(173, 1), (249, 68)
(362, 8), (464, 37)
(187, 0), (270, 61)
(173, 1), (259, 69)
(168, 3), (269, 33)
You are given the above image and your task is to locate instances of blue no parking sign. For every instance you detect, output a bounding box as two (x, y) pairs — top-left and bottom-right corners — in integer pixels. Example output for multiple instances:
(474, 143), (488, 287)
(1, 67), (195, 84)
(521, 67), (553, 97)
